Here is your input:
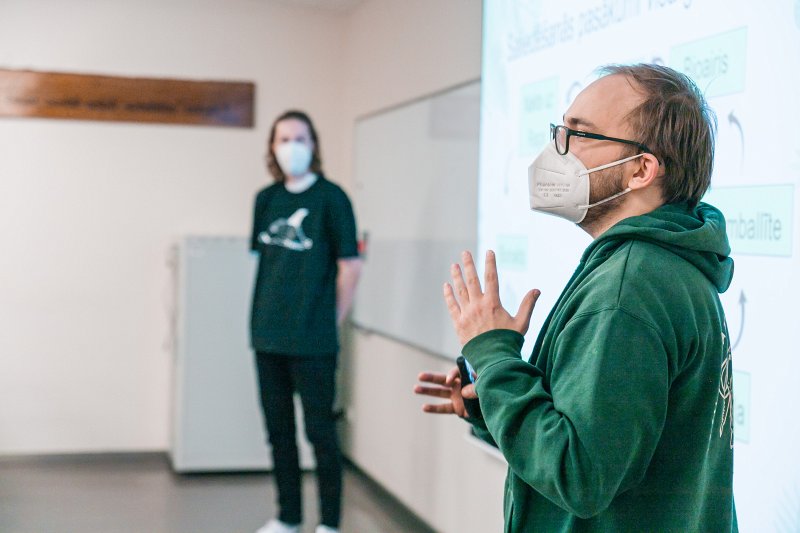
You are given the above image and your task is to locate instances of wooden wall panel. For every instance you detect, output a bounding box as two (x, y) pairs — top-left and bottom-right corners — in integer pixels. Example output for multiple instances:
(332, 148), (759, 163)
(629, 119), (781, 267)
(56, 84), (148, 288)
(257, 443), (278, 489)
(0, 69), (254, 128)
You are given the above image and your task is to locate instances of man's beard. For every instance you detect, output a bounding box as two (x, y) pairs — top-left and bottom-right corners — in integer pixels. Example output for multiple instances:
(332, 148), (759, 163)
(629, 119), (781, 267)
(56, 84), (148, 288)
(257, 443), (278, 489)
(579, 165), (627, 230)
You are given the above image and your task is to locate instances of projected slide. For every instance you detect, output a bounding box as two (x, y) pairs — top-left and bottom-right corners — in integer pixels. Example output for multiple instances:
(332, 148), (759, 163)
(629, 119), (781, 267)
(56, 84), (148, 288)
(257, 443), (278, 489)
(479, 1), (799, 530)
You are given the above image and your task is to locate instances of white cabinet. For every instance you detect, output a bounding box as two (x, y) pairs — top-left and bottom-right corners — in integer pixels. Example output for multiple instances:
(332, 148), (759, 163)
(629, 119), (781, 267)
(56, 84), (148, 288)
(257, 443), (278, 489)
(169, 236), (314, 472)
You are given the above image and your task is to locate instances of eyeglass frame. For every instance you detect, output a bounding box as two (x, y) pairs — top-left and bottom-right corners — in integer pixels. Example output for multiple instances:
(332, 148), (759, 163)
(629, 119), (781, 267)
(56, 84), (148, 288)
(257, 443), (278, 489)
(549, 123), (652, 156)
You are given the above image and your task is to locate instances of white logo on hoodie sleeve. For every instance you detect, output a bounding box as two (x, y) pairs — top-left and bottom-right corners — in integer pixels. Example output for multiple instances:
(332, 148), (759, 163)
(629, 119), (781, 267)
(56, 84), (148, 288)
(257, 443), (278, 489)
(718, 331), (734, 449)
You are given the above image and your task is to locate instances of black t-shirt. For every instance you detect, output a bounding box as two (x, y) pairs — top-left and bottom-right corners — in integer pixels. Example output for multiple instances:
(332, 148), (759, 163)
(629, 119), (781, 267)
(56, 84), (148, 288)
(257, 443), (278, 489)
(249, 176), (358, 354)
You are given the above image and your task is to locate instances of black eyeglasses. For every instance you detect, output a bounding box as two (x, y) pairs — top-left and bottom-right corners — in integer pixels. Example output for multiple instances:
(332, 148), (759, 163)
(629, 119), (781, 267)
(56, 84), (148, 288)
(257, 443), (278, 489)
(550, 123), (652, 156)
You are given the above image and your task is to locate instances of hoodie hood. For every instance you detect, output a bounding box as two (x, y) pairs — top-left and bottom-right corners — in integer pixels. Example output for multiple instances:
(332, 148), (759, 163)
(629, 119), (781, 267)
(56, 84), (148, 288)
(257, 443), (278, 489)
(583, 202), (733, 293)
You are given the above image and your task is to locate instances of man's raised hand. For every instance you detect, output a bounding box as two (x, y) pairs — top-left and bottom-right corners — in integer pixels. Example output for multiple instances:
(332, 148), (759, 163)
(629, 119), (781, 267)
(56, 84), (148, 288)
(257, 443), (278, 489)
(443, 250), (540, 346)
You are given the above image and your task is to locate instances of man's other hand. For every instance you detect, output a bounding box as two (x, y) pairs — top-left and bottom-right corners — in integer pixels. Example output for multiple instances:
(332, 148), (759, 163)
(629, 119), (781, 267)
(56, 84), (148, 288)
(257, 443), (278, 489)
(414, 367), (476, 418)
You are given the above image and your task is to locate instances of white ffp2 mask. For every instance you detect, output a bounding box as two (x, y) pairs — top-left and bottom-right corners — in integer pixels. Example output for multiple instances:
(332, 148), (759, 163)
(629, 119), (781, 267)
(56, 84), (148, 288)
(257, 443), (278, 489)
(527, 143), (644, 223)
(275, 141), (313, 178)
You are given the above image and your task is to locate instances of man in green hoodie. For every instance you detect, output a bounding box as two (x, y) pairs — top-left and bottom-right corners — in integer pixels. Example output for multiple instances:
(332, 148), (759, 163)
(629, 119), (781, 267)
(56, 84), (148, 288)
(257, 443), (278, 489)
(416, 64), (737, 532)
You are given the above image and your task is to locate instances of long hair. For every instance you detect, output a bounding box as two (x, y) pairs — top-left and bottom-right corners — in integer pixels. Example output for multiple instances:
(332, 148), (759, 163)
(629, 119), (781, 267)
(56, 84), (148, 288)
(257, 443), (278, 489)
(266, 110), (323, 182)
(599, 64), (717, 207)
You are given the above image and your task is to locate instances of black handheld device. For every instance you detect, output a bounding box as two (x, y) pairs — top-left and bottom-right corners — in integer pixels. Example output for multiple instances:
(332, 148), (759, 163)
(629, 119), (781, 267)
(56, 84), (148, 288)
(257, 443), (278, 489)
(456, 355), (483, 420)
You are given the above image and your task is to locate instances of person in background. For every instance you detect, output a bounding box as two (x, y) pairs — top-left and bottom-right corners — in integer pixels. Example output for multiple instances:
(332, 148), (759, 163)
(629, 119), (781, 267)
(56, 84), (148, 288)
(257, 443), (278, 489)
(415, 64), (737, 532)
(251, 110), (362, 533)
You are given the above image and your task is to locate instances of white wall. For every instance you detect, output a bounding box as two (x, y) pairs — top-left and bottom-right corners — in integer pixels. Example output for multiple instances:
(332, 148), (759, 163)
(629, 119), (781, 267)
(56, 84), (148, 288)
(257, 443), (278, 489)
(336, 3), (509, 533)
(0, 0), (347, 454)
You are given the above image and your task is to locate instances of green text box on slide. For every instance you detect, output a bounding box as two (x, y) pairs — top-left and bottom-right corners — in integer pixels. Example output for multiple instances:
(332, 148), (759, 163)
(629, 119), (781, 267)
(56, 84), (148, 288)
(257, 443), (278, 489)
(496, 234), (529, 271)
(519, 76), (559, 157)
(670, 27), (747, 98)
(703, 184), (794, 257)
(733, 370), (750, 444)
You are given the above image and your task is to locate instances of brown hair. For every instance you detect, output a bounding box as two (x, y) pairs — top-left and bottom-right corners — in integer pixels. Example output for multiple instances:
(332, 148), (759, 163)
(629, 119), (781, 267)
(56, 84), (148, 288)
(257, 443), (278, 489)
(266, 110), (323, 182)
(599, 63), (717, 207)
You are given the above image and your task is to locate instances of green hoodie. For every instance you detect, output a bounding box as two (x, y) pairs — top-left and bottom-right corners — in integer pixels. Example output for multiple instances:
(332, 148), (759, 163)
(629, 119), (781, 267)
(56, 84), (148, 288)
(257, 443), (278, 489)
(463, 202), (737, 532)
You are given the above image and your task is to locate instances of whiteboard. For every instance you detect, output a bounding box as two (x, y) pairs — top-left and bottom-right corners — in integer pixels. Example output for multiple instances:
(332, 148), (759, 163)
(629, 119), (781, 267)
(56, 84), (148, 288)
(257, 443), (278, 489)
(351, 80), (479, 358)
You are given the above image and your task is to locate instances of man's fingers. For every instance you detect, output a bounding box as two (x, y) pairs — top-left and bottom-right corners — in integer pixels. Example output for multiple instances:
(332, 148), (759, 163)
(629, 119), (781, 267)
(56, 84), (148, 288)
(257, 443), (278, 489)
(461, 383), (478, 400)
(418, 365), (470, 417)
(444, 366), (461, 386)
(413, 385), (452, 399)
(514, 289), (541, 334)
(483, 249), (500, 301)
(451, 263), (470, 304)
(443, 283), (461, 322)
(422, 403), (455, 414)
(461, 251), (483, 298)
(417, 371), (448, 385)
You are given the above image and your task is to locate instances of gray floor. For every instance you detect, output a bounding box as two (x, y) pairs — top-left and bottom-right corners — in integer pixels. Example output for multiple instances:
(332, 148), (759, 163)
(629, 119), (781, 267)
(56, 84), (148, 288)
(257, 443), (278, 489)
(0, 453), (436, 533)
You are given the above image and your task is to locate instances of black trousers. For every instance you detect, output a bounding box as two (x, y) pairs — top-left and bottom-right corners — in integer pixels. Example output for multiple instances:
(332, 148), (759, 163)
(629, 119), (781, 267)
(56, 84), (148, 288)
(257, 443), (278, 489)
(255, 352), (342, 528)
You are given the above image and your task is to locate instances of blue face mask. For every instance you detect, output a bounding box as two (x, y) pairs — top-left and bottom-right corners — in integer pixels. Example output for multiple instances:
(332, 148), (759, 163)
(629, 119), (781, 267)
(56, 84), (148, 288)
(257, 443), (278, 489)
(275, 141), (313, 178)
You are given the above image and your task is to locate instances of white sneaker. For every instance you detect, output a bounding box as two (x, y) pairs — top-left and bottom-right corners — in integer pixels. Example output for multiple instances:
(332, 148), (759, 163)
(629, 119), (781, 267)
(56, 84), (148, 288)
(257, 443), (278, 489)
(255, 519), (301, 533)
(315, 526), (339, 533)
